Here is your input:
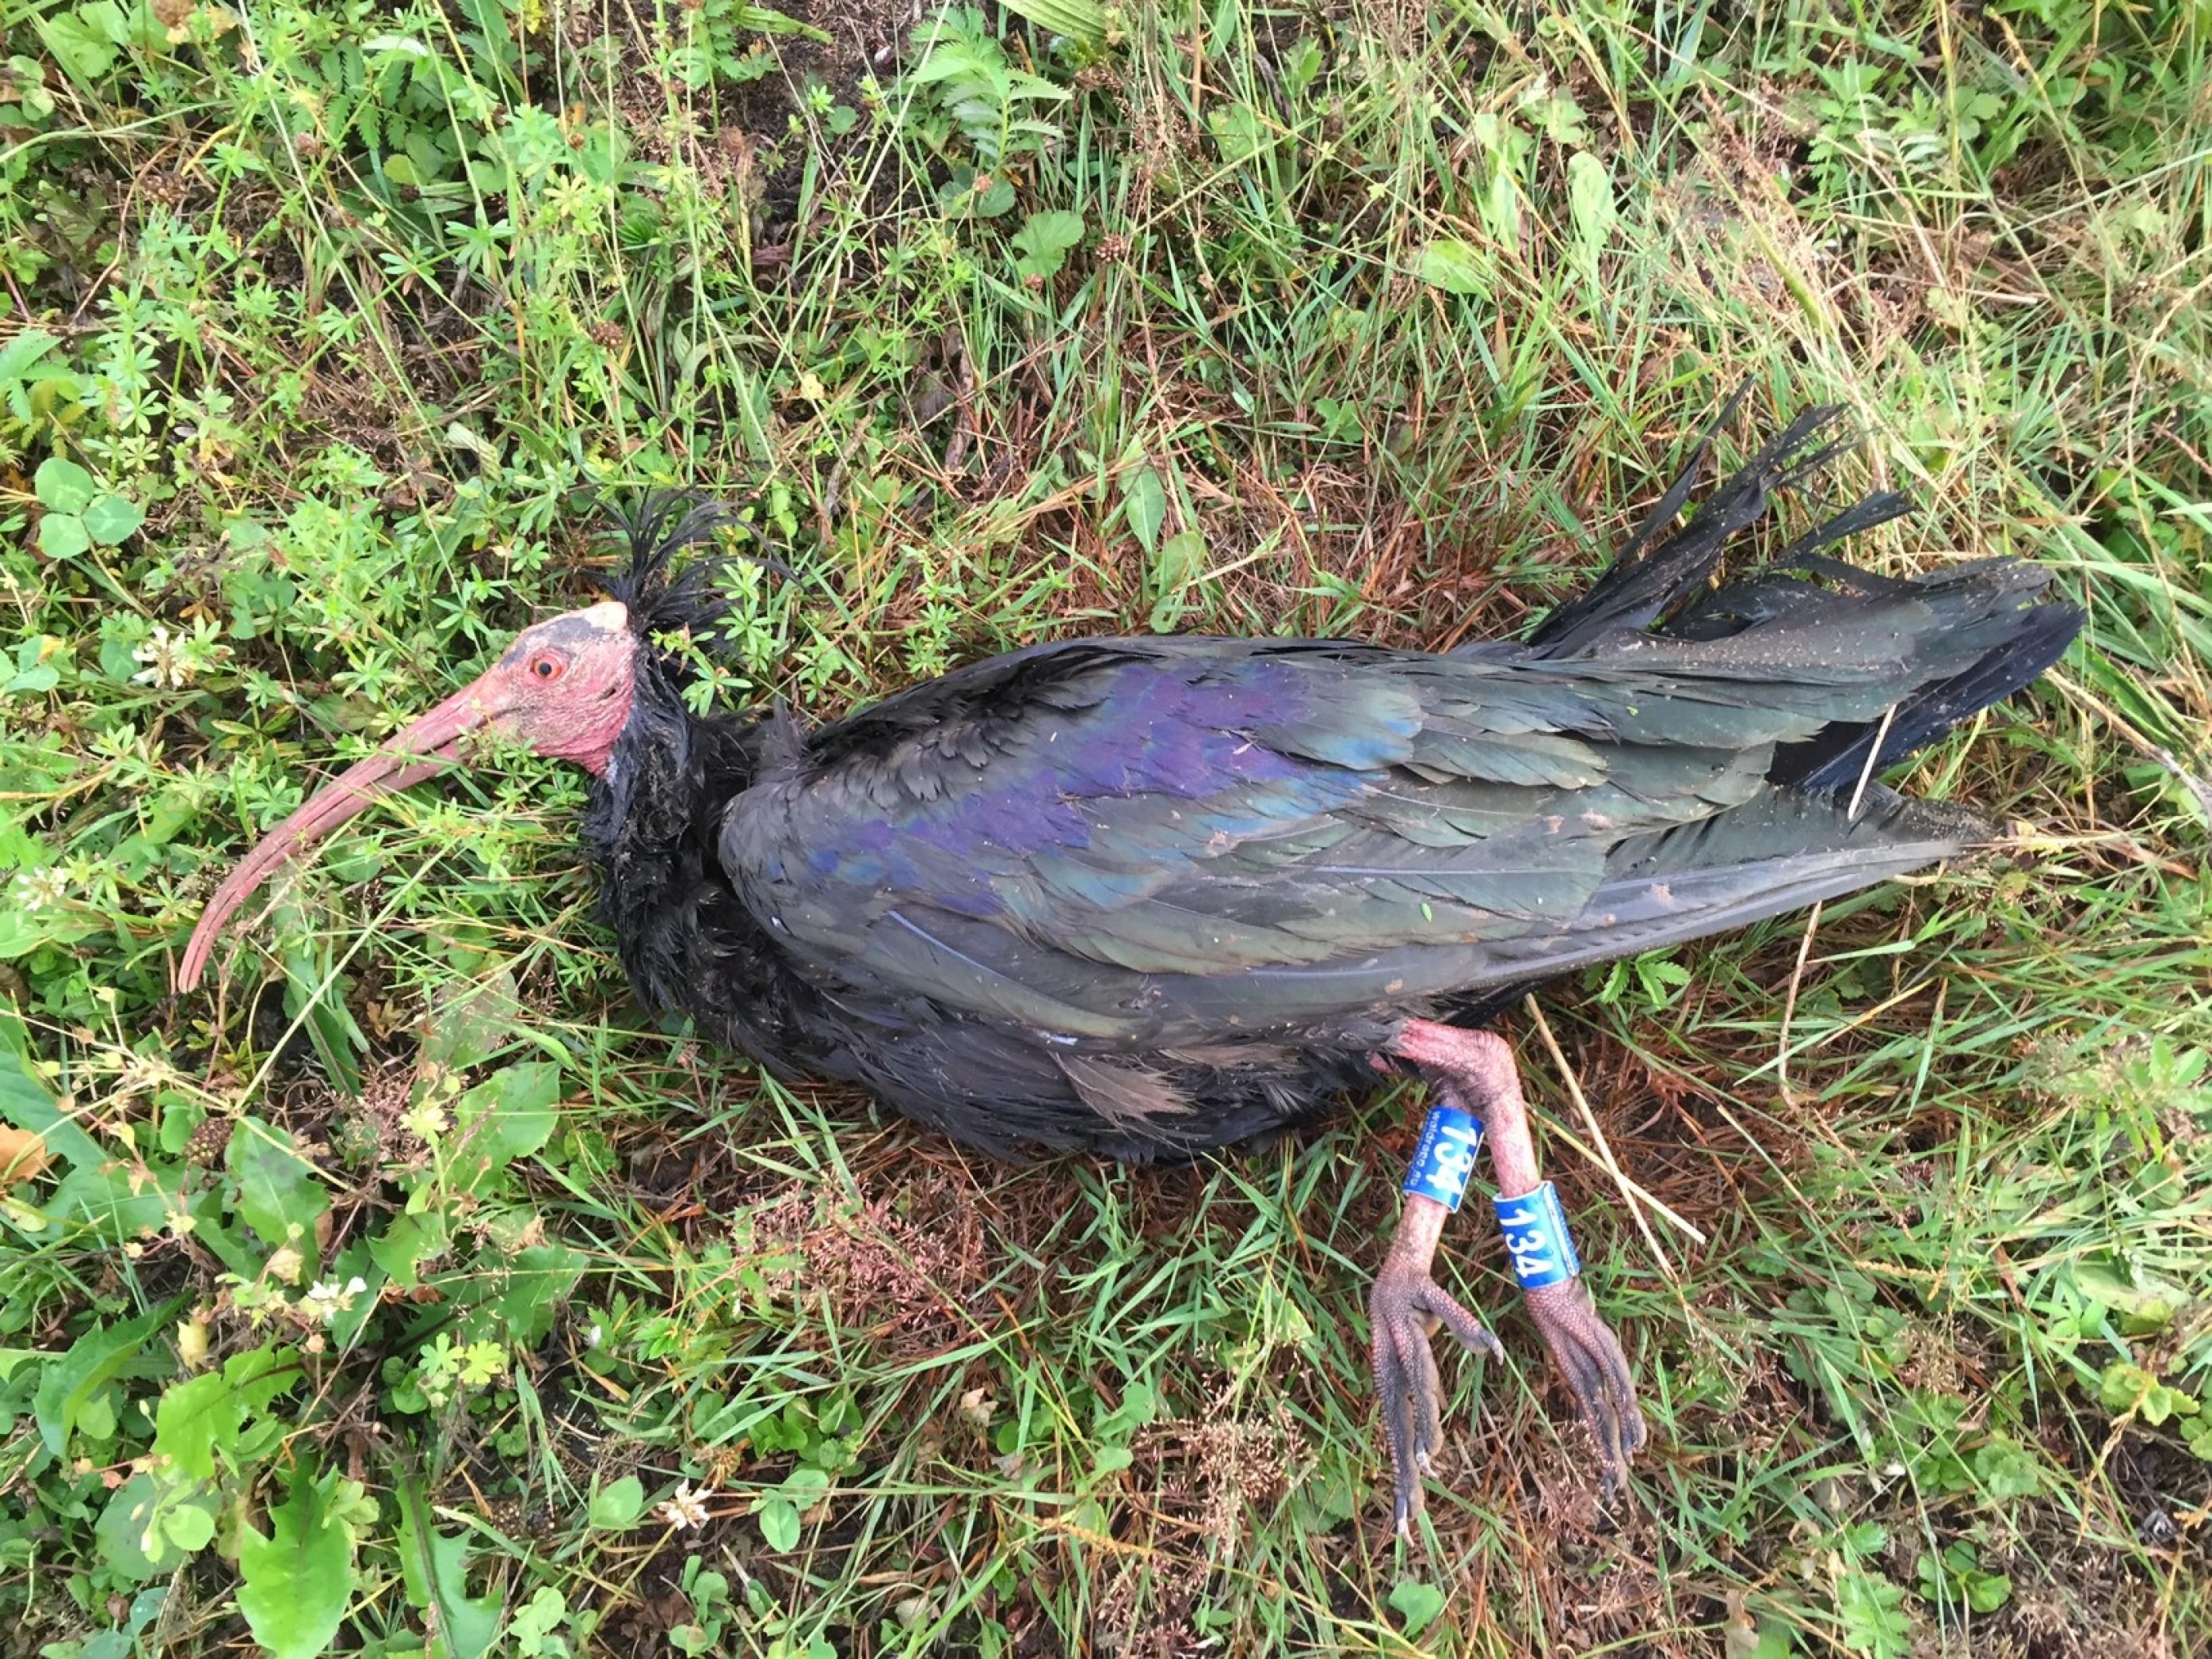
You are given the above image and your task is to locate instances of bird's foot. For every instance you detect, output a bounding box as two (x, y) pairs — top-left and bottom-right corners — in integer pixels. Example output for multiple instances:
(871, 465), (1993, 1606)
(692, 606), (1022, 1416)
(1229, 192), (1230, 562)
(1521, 1274), (1646, 1495)
(1368, 1212), (1502, 1536)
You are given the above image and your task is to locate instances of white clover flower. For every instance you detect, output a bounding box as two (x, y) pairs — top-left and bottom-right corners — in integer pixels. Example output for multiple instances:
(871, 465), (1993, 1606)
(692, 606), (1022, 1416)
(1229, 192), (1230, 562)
(133, 625), (191, 689)
(14, 866), (68, 913)
(659, 1482), (713, 1530)
(304, 1275), (368, 1322)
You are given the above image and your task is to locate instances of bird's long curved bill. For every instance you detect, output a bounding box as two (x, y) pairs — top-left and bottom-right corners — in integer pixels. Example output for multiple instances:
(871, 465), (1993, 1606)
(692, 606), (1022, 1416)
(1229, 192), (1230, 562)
(176, 679), (497, 993)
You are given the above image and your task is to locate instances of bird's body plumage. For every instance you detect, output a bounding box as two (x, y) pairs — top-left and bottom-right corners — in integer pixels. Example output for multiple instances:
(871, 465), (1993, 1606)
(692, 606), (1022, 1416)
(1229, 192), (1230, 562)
(576, 409), (2082, 1160)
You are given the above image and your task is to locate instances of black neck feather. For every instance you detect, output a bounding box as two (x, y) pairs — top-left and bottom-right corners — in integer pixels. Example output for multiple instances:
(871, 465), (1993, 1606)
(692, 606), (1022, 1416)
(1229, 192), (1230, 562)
(579, 659), (792, 1052)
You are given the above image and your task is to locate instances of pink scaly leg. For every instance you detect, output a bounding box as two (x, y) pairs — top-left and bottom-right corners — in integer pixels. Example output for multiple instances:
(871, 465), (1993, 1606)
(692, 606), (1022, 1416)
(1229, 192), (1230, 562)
(1366, 1019), (1645, 1532)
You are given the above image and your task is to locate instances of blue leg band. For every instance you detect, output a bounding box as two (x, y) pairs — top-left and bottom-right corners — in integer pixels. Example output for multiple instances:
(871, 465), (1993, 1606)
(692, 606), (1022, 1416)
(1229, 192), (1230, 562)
(1402, 1104), (1483, 1211)
(1495, 1182), (1581, 1289)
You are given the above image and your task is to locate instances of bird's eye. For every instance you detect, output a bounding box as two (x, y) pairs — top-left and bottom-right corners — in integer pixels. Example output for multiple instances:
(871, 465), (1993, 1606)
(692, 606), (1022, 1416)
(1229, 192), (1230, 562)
(530, 655), (564, 682)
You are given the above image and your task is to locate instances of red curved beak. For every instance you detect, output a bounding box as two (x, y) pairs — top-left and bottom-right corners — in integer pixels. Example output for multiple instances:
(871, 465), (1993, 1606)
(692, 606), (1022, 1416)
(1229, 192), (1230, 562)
(176, 676), (505, 993)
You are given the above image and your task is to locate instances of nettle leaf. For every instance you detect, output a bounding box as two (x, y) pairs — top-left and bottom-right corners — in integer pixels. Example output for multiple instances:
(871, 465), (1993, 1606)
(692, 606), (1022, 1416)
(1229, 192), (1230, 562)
(33, 455), (94, 513)
(238, 1463), (361, 1659)
(227, 1119), (330, 1256)
(450, 1061), (560, 1192)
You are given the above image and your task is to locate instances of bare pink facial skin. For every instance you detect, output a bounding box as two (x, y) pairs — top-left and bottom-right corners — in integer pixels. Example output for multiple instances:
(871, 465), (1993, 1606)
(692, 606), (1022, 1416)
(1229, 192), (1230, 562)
(176, 601), (637, 992)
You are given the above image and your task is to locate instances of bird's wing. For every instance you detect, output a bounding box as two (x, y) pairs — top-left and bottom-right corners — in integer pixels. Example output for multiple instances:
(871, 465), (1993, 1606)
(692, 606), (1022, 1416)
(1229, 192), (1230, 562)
(719, 587), (2024, 1044)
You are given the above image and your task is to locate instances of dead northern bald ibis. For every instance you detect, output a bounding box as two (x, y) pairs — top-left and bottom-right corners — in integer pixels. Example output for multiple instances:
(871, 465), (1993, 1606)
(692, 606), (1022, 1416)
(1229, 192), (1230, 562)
(178, 403), (2082, 1531)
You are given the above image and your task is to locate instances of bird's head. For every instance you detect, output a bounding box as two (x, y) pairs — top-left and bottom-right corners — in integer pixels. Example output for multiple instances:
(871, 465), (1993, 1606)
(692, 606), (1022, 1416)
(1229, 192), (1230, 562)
(176, 494), (745, 994)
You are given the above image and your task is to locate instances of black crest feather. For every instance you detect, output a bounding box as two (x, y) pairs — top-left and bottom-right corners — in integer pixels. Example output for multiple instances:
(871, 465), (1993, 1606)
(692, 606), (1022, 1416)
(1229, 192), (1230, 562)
(586, 491), (738, 640)
(581, 489), (791, 646)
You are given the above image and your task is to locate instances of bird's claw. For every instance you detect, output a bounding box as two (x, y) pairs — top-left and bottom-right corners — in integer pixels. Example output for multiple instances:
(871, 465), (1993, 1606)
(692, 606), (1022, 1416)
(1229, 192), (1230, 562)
(1367, 1263), (1502, 1535)
(1522, 1276), (1645, 1495)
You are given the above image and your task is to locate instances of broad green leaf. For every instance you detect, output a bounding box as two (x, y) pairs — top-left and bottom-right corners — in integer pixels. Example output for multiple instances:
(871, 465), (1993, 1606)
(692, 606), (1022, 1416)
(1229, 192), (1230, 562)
(1148, 529), (1207, 632)
(96, 1471), (211, 1582)
(1121, 465), (1166, 553)
(1567, 150), (1616, 261)
(1418, 239), (1490, 297)
(153, 1370), (241, 1482)
(1010, 209), (1085, 278)
(238, 1463), (358, 1659)
(81, 494), (144, 545)
(1093, 1379), (1156, 1441)
(450, 1062), (560, 1192)
(33, 1301), (181, 1457)
(1208, 102), (1265, 163)
(993, 0), (1107, 42)
(226, 1342), (299, 1411)
(1965, 1570), (2012, 1613)
(397, 1480), (501, 1659)
(370, 1209), (452, 1287)
(1972, 1437), (2040, 1500)
(588, 1475), (645, 1529)
(734, 3), (829, 37)
(1389, 1578), (1446, 1637)
(33, 456), (94, 513)
(227, 1119), (329, 1254)
(422, 970), (524, 1071)
(1834, 1568), (1910, 1657)
(2072, 1260), (2186, 1324)
(161, 1500), (217, 1552)
(758, 1496), (801, 1551)
(279, 913), (366, 1095)
(481, 1241), (585, 1345)
(38, 512), (89, 560)
(0, 902), (100, 959)
(0, 1048), (102, 1168)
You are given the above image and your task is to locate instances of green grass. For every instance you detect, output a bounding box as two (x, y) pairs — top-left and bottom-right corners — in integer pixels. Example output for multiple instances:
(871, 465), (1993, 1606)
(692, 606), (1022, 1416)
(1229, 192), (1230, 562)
(2, 0), (2209, 1652)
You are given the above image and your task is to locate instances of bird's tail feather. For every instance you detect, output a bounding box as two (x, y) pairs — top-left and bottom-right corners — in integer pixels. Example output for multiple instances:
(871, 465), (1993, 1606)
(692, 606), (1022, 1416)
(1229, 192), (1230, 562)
(1507, 393), (2082, 791)
(1519, 390), (1907, 655)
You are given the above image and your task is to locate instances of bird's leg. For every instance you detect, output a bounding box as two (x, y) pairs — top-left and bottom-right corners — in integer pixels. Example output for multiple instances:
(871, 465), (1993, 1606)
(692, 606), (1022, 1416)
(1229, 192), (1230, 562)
(1367, 1092), (1502, 1534)
(1371, 1020), (1645, 1528)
